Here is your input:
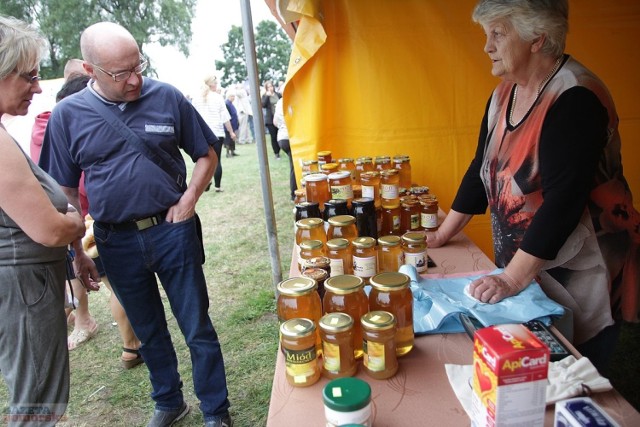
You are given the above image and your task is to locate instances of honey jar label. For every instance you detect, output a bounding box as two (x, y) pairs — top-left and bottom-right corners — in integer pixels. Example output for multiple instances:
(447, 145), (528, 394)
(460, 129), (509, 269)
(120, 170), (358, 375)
(284, 345), (318, 384)
(353, 256), (377, 278)
(323, 342), (341, 373)
(330, 184), (354, 200)
(421, 213), (438, 229)
(363, 339), (385, 371)
(361, 185), (375, 199)
(405, 251), (428, 273)
(410, 214), (420, 230)
(381, 184), (399, 199)
(329, 258), (345, 276)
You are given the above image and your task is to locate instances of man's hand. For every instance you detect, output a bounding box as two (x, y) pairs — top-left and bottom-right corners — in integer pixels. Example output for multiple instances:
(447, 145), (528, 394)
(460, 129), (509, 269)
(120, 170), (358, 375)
(73, 250), (101, 292)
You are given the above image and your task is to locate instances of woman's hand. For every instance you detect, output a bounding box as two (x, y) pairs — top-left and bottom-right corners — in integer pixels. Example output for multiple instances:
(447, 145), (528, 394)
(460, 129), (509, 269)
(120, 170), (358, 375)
(468, 272), (525, 304)
(425, 230), (447, 248)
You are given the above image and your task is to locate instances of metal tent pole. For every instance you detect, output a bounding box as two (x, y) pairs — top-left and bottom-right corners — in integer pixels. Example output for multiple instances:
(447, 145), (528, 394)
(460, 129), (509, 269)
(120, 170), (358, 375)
(239, 0), (283, 289)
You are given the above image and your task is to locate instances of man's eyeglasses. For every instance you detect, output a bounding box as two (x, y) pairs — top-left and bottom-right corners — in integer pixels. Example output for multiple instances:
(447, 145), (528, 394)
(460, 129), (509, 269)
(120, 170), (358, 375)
(14, 70), (41, 84)
(92, 57), (148, 82)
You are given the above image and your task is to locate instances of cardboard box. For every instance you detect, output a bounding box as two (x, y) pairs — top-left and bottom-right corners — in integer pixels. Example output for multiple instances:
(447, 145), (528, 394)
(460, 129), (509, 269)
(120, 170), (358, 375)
(471, 324), (549, 427)
(554, 397), (619, 427)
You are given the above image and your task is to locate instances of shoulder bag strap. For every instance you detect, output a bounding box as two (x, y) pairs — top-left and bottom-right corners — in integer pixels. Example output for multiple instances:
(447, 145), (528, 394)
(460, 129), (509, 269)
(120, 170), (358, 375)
(81, 90), (186, 191)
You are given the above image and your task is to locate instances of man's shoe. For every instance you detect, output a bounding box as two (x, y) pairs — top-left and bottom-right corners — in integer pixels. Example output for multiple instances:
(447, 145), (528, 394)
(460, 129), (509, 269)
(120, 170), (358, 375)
(147, 402), (190, 427)
(204, 414), (233, 427)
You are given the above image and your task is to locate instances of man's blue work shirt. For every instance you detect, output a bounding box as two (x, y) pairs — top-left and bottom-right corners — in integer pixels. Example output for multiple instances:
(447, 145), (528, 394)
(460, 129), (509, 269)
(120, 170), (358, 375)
(40, 78), (216, 223)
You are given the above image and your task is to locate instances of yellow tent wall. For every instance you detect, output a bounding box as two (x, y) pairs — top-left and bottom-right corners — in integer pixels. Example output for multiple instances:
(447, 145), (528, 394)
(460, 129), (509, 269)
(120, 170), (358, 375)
(280, 0), (640, 259)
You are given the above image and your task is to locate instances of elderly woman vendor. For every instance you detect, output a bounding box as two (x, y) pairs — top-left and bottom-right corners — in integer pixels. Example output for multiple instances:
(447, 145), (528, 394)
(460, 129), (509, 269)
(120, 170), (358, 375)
(0, 15), (85, 424)
(427, 0), (638, 374)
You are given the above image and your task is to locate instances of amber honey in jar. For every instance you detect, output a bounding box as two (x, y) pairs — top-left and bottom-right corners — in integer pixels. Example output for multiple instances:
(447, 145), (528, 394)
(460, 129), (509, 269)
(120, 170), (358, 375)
(361, 311), (398, 379)
(337, 157), (356, 181)
(280, 318), (321, 387)
(328, 171), (354, 205)
(393, 155), (412, 192)
(351, 237), (378, 283)
(323, 274), (369, 359)
(327, 215), (358, 243)
(301, 256), (331, 300)
(359, 171), (381, 209)
(326, 238), (353, 276)
(277, 277), (323, 353)
(420, 194), (439, 231)
(299, 239), (325, 271)
(302, 159), (319, 174)
(401, 232), (428, 274)
(304, 173), (331, 211)
(354, 157), (374, 185)
(321, 162), (339, 175)
(380, 169), (400, 209)
(295, 217), (326, 262)
(400, 199), (422, 234)
(368, 272), (414, 356)
(317, 150), (332, 167)
(319, 312), (357, 378)
(374, 156), (391, 171)
(377, 235), (404, 273)
(380, 205), (401, 236)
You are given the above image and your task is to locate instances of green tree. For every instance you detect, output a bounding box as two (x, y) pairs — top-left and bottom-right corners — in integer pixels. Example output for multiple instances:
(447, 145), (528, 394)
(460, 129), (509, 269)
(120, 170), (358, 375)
(0, 0), (196, 79)
(215, 20), (292, 88)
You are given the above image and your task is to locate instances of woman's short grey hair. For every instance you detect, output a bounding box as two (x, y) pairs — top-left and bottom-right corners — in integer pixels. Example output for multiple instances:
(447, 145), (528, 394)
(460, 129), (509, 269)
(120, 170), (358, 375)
(0, 15), (47, 80)
(472, 0), (568, 57)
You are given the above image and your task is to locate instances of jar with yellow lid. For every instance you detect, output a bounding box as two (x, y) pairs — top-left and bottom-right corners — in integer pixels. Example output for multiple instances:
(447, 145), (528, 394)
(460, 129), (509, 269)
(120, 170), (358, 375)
(361, 311), (398, 379)
(377, 235), (404, 273)
(280, 318), (321, 387)
(359, 171), (381, 209)
(328, 171), (354, 206)
(321, 162), (339, 175)
(277, 277), (323, 354)
(420, 194), (439, 231)
(380, 205), (401, 236)
(323, 275), (369, 359)
(326, 238), (353, 276)
(373, 156), (391, 171)
(304, 173), (331, 211)
(317, 150), (332, 166)
(337, 157), (356, 181)
(299, 239), (325, 272)
(301, 267), (329, 304)
(400, 199), (422, 234)
(380, 169), (400, 209)
(354, 157), (374, 185)
(295, 217), (326, 263)
(351, 237), (378, 283)
(368, 272), (414, 356)
(301, 159), (319, 174)
(401, 232), (428, 273)
(392, 155), (412, 192)
(319, 312), (357, 378)
(327, 215), (358, 243)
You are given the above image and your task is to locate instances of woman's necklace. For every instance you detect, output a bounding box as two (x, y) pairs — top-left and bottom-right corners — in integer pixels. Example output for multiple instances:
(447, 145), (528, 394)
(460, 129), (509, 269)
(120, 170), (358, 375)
(509, 55), (563, 126)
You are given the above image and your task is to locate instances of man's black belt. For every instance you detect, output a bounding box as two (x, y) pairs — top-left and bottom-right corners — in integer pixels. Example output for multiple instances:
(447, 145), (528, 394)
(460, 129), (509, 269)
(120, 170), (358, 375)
(97, 211), (168, 231)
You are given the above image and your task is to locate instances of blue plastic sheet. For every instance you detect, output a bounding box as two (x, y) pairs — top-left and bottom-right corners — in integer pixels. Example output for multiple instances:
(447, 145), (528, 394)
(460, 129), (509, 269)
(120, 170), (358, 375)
(398, 265), (566, 335)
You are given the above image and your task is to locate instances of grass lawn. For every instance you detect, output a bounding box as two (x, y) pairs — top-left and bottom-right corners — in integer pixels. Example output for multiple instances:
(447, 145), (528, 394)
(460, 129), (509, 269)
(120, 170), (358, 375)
(1, 139), (638, 426)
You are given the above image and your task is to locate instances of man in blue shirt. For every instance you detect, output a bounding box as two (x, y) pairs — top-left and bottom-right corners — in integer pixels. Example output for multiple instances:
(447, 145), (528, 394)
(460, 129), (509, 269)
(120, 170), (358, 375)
(40, 22), (232, 427)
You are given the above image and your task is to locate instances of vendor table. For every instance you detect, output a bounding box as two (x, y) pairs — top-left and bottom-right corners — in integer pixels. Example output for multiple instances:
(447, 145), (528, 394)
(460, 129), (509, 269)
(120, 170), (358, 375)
(267, 230), (640, 426)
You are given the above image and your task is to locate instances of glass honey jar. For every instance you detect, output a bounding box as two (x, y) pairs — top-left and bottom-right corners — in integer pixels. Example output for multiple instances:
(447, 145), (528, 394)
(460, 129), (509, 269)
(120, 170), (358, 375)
(361, 311), (398, 379)
(354, 157), (374, 185)
(305, 173), (332, 212)
(351, 236), (378, 283)
(326, 238), (353, 276)
(420, 194), (439, 231)
(380, 205), (401, 236)
(368, 272), (414, 356)
(374, 156), (392, 172)
(377, 235), (404, 273)
(321, 162), (339, 175)
(299, 239), (325, 272)
(295, 217), (326, 262)
(319, 312), (357, 378)
(301, 267), (329, 304)
(328, 171), (354, 206)
(401, 232), (428, 273)
(411, 185), (429, 198)
(295, 201), (322, 222)
(359, 171), (381, 209)
(400, 199), (422, 234)
(380, 169), (400, 209)
(317, 150), (332, 166)
(277, 277), (323, 354)
(323, 199), (349, 222)
(323, 274), (369, 360)
(351, 197), (378, 240)
(392, 155), (412, 192)
(327, 215), (358, 243)
(280, 318), (321, 387)
(301, 159), (319, 174)
(337, 157), (356, 181)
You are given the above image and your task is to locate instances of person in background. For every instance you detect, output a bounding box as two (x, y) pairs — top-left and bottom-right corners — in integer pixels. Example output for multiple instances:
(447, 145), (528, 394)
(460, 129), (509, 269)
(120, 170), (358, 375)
(427, 0), (638, 375)
(0, 15), (86, 425)
(234, 84), (253, 144)
(273, 96), (297, 200)
(261, 80), (281, 160)
(32, 73), (143, 367)
(63, 58), (85, 80)
(39, 22), (233, 426)
(224, 90), (239, 158)
(192, 75), (236, 193)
